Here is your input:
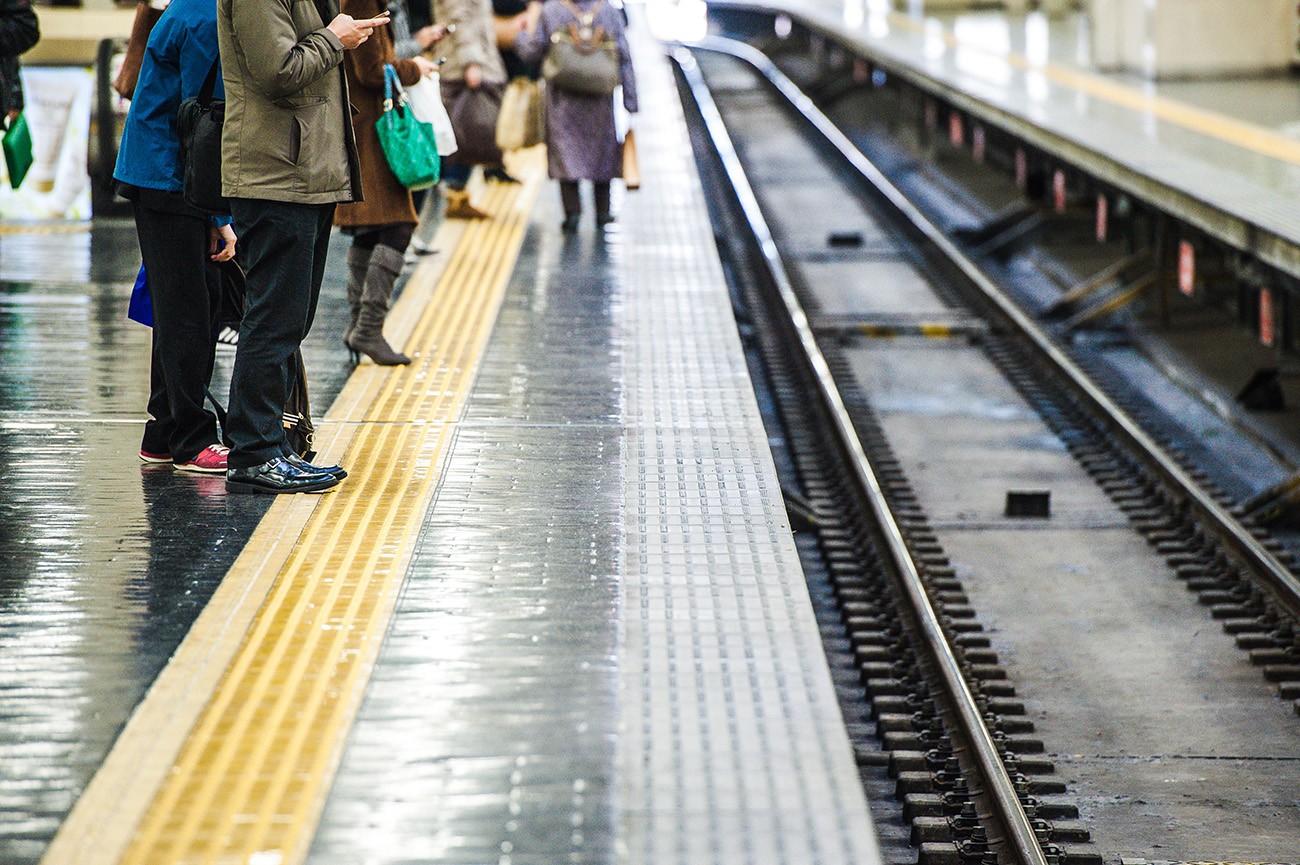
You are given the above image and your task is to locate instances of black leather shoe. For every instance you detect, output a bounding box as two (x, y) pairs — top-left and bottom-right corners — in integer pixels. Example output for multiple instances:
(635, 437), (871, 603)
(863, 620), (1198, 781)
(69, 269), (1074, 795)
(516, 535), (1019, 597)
(561, 213), (580, 234)
(484, 167), (521, 184)
(286, 452), (348, 480)
(226, 456), (340, 494)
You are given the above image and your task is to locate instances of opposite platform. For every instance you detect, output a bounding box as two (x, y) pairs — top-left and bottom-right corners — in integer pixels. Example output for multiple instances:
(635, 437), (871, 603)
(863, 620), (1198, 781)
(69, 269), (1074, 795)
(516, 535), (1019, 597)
(704, 0), (1300, 277)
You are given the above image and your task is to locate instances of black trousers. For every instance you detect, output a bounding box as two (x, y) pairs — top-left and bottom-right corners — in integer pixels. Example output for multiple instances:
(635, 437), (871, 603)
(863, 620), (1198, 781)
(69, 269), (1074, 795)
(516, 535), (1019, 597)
(132, 201), (222, 462)
(226, 198), (335, 470)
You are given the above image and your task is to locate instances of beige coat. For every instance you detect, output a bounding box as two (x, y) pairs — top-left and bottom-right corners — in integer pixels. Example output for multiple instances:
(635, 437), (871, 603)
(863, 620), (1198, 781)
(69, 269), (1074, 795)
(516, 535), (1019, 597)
(217, 0), (362, 204)
(435, 0), (506, 85)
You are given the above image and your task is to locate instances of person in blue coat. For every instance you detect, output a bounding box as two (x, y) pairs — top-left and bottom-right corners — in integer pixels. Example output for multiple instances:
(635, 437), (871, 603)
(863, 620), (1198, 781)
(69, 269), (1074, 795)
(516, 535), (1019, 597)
(114, 0), (237, 474)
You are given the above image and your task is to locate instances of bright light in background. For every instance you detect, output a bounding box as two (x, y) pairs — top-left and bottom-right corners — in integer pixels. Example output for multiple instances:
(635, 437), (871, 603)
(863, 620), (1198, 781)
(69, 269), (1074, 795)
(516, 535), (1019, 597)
(952, 17), (1012, 85)
(923, 18), (946, 61)
(1024, 12), (1049, 66)
(1026, 69), (1049, 103)
(843, 0), (864, 30)
(644, 0), (708, 43)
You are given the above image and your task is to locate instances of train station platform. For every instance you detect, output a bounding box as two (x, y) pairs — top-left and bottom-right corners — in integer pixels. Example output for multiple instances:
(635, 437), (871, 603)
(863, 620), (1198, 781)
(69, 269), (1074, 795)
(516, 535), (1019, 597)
(703, 0), (1300, 278)
(0, 19), (883, 865)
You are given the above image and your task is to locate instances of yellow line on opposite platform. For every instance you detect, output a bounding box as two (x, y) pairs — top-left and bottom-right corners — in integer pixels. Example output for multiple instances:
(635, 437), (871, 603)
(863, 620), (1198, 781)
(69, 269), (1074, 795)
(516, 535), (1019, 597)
(41, 151), (544, 865)
(886, 13), (1300, 168)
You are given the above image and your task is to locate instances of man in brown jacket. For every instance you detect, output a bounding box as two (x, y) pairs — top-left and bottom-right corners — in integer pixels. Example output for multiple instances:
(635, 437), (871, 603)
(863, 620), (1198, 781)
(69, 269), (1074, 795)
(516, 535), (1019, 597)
(218, 0), (388, 494)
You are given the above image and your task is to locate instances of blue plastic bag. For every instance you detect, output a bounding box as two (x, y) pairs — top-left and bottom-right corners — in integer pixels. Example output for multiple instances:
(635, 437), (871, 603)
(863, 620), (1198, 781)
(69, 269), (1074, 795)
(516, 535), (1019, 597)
(127, 264), (152, 327)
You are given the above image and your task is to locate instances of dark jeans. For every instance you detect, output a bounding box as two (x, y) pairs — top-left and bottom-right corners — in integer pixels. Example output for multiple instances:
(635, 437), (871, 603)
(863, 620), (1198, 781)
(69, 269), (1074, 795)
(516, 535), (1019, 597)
(560, 180), (611, 217)
(226, 198), (335, 470)
(132, 202), (222, 462)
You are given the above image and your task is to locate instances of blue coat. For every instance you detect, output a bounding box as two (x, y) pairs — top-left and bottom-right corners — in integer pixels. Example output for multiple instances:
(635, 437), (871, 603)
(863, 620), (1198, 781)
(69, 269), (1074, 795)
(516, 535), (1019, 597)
(113, 0), (222, 196)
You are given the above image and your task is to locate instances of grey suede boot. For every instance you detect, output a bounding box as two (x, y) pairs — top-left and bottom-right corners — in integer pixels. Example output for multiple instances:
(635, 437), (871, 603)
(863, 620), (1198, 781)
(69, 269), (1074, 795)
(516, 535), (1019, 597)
(346, 244), (410, 366)
(343, 244), (372, 348)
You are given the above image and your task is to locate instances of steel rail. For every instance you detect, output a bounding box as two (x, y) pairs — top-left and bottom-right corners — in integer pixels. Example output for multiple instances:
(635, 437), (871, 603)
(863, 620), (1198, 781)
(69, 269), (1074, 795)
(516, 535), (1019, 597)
(671, 46), (1052, 865)
(685, 34), (1300, 623)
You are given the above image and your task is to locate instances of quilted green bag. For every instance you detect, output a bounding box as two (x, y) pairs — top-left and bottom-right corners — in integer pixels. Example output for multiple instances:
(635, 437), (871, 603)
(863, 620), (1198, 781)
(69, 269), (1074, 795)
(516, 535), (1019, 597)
(2, 113), (33, 190)
(376, 65), (440, 190)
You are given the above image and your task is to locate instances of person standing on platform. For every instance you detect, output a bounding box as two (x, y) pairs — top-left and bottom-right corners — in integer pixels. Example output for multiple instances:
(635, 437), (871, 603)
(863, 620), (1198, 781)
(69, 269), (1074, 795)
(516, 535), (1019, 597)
(438, 0), (513, 219)
(0, 0), (39, 129)
(388, 0), (445, 60)
(218, 0), (386, 494)
(516, 0), (635, 232)
(113, 0), (235, 474)
(336, 0), (437, 366)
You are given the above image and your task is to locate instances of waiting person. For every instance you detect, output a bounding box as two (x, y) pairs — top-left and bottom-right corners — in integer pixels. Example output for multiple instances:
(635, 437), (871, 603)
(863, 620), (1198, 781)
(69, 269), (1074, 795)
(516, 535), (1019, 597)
(516, 0), (636, 232)
(218, 0), (387, 494)
(0, 0), (39, 129)
(113, 0), (235, 474)
(336, 0), (437, 366)
(387, 0), (445, 60)
(438, 0), (514, 219)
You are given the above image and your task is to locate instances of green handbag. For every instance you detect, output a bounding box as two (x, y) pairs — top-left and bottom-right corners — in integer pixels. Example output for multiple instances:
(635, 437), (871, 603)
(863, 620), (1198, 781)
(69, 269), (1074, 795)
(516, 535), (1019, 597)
(2, 112), (33, 190)
(376, 65), (440, 191)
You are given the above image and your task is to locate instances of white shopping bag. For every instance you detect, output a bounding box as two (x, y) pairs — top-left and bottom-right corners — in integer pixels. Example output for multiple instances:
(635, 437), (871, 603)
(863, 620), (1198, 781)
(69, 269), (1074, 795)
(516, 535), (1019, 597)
(406, 73), (458, 157)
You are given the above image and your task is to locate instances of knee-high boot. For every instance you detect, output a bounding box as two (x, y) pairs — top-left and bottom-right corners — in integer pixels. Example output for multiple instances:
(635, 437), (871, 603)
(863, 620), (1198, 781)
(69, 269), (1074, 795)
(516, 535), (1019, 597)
(346, 244), (411, 366)
(343, 244), (372, 347)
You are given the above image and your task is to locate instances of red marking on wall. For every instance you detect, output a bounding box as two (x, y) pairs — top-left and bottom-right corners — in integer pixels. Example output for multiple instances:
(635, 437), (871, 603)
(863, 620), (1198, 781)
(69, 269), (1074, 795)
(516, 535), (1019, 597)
(972, 126), (985, 163)
(1260, 287), (1275, 347)
(1053, 170), (1066, 213)
(853, 58), (870, 83)
(1178, 241), (1195, 296)
(1095, 194), (1108, 243)
(948, 112), (963, 147)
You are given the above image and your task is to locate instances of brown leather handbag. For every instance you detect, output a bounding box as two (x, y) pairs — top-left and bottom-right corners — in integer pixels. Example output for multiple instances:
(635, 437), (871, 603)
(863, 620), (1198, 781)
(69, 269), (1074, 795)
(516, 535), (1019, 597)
(113, 2), (165, 99)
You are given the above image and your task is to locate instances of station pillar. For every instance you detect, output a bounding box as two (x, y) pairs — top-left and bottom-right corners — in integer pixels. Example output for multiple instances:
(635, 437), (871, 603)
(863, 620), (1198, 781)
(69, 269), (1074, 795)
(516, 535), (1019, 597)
(1088, 0), (1295, 77)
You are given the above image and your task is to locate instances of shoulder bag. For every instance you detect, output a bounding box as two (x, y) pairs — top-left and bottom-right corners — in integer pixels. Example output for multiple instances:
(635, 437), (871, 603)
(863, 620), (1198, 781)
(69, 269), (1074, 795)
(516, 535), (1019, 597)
(376, 64), (441, 190)
(541, 0), (620, 96)
(176, 59), (230, 215)
(2, 112), (32, 189)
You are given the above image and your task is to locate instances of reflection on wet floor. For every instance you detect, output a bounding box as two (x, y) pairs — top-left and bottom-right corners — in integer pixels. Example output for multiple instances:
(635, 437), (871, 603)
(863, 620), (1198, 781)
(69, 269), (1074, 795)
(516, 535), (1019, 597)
(0, 218), (361, 863)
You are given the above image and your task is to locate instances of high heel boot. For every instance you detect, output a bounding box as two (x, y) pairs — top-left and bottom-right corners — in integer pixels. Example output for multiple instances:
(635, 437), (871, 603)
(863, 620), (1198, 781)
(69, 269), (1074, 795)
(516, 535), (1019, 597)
(343, 244), (371, 350)
(346, 244), (411, 366)
(444, 188), (490, 220)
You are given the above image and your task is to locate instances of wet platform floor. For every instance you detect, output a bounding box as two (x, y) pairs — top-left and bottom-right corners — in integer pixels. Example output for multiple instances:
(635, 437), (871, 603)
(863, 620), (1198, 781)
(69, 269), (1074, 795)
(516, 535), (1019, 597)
(0, 218), (358, 863)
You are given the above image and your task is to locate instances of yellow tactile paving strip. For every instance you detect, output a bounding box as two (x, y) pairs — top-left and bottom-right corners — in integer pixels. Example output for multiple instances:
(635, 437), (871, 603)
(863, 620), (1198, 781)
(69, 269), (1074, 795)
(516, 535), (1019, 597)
(41, 152), (543, 865)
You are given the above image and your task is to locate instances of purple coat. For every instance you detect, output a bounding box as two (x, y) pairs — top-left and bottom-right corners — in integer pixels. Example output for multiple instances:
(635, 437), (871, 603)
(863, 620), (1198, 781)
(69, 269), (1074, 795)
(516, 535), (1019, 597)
(515, 0), (637, 182)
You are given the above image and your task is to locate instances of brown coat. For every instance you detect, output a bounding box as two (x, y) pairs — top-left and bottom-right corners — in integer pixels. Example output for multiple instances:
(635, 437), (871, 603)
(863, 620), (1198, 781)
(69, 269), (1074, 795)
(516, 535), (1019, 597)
(334, 0), (423, 229)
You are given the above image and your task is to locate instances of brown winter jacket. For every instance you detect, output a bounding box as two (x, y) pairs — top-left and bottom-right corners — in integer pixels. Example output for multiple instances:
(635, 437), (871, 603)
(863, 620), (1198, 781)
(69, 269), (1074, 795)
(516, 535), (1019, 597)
(217, 0), (362, 204)
(334, 0), (423, 229)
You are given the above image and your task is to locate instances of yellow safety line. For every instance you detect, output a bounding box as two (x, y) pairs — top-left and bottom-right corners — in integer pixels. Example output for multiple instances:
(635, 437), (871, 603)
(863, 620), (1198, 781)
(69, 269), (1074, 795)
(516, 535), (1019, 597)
(0, 222), (91, 234)
(41, 150), (543, 865)
(117, 164), (540, 865)
(883, 12), (1300, 167)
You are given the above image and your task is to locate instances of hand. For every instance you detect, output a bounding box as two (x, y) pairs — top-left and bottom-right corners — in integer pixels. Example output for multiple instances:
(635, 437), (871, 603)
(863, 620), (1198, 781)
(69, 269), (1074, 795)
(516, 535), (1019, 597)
(210, 224), (237, 263)
(464, 63), (482, 89)
(413, 55), (438, 76)
(327, 12), (390, 50)
(4, 109), (18, 129)
(415, 23), (446, 48)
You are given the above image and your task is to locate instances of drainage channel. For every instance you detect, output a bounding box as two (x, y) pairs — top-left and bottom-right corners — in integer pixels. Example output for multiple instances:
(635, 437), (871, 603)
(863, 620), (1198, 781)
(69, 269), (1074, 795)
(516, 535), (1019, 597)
(674, 36), (1300, 865)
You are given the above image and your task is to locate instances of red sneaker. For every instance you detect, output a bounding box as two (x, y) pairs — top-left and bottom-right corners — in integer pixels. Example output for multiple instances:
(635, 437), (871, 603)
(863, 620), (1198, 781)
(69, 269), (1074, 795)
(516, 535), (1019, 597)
(140, 449), (172, 464)
(174, 444), (230, 474)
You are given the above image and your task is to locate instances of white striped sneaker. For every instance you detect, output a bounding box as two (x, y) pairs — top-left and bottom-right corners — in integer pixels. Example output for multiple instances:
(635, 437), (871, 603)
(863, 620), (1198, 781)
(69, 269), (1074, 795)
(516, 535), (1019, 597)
(216, 326), (239, 351)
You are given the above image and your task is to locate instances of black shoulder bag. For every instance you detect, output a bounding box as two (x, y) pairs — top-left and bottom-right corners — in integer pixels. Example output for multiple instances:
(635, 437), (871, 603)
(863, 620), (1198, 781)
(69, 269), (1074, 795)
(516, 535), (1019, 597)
(177, 59), (230, 215)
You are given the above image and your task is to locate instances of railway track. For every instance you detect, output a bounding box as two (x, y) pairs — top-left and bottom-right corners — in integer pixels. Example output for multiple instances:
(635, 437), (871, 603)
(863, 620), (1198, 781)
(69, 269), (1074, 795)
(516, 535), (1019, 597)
(672, 36), (1300, 865)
